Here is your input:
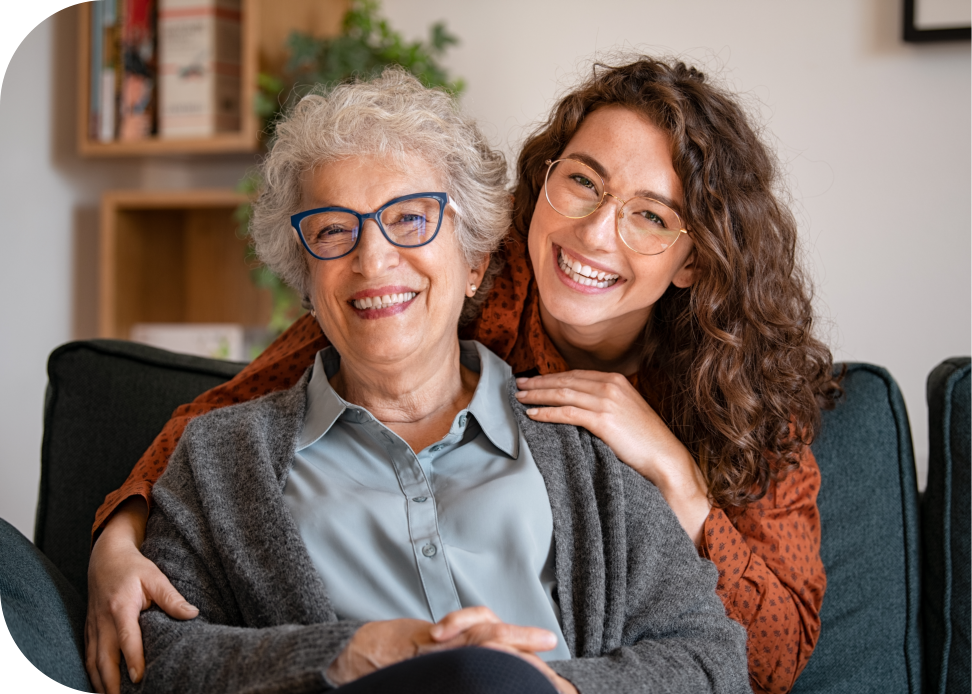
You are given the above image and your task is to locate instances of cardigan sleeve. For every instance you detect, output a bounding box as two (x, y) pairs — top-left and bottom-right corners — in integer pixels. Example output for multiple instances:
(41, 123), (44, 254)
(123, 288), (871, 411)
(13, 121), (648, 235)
(124, 405), (364, 694)
(547, 464), (751, 694)
(700, 447), (826, 694)
(130, 547), (362, 694)
(91, 313), (328, 538)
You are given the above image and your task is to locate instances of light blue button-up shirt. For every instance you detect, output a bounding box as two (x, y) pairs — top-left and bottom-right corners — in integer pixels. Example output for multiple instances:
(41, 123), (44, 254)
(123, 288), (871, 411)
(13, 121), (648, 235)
(282, 341), (571, 661)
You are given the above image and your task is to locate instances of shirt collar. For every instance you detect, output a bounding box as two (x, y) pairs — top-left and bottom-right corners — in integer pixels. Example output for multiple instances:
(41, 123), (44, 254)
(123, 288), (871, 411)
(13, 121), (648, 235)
(298, 349), (347, 450)
(298, 341), (519, 459)
(460, 340), (519, 459)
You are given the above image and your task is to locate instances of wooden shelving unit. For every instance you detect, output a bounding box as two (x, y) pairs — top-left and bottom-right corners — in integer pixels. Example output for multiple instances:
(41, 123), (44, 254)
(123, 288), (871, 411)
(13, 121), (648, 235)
(77, 0), (348, 157)
(99, 189), (274, 338)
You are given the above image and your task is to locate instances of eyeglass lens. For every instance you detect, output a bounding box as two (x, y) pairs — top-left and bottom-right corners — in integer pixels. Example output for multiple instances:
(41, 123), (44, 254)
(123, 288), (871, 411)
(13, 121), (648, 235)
(545, 159), (683, 255)
(299, 196), (443, 259)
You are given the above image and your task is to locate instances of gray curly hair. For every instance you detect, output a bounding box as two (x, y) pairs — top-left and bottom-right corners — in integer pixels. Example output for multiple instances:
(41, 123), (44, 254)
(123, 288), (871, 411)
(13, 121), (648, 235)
(250, 67), (511, 324)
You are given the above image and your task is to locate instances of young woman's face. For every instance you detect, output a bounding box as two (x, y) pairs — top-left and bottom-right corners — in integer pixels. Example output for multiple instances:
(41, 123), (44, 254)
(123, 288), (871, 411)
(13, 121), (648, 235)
(527, 106), (696, 334)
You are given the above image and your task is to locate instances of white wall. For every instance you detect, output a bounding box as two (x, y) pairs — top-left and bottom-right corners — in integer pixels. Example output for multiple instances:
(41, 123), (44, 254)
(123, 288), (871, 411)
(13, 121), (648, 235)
(0, 0), (969, 543)
(0, 5), (257, 541)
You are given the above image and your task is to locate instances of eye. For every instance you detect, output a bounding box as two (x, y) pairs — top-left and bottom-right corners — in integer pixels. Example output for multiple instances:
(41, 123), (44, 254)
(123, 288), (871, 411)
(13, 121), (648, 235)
(569, 174), (597, 191)
(637, 210), (666, 227)
(394, 213), (427, 226)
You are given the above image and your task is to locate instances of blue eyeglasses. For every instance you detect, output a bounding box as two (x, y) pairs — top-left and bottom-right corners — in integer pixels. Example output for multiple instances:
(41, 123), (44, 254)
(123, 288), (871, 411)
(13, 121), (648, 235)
(291, 192), (455, 261)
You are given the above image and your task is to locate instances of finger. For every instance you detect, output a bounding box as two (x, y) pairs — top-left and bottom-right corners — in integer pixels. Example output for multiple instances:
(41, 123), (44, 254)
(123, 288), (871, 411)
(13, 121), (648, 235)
(524, 404), (600, 430)
(85, 617), (106, 694)
(113, 599), (146, 685)
(94, 615), (122, 694)
(458, 622), (558, 653)
(430, 606), (500, 641)
(515, 386), (607, 413)
(516, 370), (625, 391)
(145, 572), (198, 620)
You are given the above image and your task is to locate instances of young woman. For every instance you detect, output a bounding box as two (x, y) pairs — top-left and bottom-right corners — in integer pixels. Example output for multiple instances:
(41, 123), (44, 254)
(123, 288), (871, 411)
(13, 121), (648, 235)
(86, 57), (840, 694)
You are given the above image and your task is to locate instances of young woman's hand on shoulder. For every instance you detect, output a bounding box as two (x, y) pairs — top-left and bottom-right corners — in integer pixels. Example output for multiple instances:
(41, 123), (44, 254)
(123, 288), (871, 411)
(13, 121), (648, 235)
(516, 370), (710, 545)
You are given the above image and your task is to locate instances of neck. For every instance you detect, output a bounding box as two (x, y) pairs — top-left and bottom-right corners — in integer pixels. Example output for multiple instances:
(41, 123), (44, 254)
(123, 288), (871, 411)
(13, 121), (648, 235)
(329, 339), (479, 451)
(538, 299), (648, 376)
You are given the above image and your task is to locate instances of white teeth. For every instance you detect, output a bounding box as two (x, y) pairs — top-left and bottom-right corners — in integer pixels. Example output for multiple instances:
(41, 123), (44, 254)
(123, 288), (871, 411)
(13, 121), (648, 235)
(558, 249), (619, 288)
(352, 291), (417, 310)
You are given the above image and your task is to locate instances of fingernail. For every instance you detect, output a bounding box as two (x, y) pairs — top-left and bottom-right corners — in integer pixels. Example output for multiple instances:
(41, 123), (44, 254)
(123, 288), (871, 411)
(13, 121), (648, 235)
(429, 624), (443, 639)
(129, 667), (139, 682)
(515, 390), (525, 398)
(184, 602), (199, 614)
(526, 408), (539, 416)
(515, 377), (528, 384)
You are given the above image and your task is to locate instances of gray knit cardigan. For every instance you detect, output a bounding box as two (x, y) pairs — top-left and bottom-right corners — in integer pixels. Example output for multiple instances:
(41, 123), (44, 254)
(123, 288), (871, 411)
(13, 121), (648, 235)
(126, 371), (750, 694)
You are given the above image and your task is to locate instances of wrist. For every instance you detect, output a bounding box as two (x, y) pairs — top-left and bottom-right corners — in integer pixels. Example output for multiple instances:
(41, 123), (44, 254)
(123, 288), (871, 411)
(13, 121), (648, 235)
(98, 497), (148, 550)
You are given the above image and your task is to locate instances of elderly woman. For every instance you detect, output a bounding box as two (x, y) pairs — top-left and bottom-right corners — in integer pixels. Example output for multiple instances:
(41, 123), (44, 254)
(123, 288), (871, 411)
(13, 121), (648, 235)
(121, 69), (749, 694)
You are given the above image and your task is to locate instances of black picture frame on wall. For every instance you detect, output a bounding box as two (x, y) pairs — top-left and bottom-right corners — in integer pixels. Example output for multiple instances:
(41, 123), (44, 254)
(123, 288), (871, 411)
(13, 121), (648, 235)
(904, 0), (971, 42)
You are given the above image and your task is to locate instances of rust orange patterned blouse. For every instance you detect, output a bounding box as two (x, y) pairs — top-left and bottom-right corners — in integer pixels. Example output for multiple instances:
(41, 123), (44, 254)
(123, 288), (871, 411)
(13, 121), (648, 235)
(93, 236), (825, 694)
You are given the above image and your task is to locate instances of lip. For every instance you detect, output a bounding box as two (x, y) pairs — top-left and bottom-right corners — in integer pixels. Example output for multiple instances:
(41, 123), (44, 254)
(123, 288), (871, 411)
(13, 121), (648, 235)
(552, 244), (624, 294)
(348, 285), (420, 320)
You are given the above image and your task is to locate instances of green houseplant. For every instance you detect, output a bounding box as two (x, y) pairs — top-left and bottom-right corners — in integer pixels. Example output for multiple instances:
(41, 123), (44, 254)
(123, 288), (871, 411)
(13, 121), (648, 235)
(239, 0), (464, 350)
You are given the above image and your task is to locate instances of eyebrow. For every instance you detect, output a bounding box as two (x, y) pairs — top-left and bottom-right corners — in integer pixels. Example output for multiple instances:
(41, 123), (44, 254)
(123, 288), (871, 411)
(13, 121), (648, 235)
(563, 151), (684, 215)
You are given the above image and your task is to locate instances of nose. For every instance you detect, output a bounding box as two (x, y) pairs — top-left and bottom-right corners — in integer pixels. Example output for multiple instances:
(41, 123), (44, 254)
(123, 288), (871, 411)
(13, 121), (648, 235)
(575, 194), (621, 251)
(351, 219), (401, 276)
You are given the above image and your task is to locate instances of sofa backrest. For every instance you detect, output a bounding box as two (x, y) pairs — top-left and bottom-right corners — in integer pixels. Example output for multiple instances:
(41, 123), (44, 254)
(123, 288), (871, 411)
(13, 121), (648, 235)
(921, 357), (971, 694)
(36, 340), (245, 601)
(794, 364), (922, 694)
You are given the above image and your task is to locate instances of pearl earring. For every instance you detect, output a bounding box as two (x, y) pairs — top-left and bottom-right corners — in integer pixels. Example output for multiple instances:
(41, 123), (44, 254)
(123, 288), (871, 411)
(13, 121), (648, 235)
(469, 284), (477, 295)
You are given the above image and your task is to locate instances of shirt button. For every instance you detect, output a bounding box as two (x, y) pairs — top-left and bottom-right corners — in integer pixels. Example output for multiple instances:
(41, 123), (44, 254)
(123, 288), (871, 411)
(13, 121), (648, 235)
(412, 496), (428, 503)
(430, 445), (443, 453)
(422, 544), (437, 557)
(458, 415), (467, 427)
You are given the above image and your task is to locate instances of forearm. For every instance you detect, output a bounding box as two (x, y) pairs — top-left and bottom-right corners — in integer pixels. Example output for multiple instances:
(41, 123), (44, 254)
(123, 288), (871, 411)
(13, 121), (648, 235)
(701, 507), (825, 692)
(132, 609), (364, 694)
(549, 627), (749, 694)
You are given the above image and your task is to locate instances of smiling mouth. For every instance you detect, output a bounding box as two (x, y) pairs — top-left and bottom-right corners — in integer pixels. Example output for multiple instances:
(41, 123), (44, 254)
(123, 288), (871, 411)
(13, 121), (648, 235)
(350, 291), (417, 311)
(557, 248), (620, 288)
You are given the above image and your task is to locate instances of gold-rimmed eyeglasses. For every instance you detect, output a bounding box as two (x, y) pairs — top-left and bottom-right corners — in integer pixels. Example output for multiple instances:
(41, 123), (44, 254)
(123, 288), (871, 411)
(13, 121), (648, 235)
(543, 158), (688, 256)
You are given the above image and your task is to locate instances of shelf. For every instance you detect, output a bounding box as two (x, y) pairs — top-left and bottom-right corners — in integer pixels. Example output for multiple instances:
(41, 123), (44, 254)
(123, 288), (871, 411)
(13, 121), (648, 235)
(99, 189), (273, 338)
(77, 0), (348, 158)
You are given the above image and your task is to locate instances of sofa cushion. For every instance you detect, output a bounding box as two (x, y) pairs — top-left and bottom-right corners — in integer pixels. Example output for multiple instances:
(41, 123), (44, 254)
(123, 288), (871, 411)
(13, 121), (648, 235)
(0, 517), (91, 691)
(921, 357), (971, 694)
(36, 340), (244, 601)
(793, 364), (921, 694)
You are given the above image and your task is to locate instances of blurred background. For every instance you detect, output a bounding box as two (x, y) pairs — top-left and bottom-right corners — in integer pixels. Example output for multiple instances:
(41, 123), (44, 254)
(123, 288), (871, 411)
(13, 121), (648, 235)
(0, 0), (969, 541)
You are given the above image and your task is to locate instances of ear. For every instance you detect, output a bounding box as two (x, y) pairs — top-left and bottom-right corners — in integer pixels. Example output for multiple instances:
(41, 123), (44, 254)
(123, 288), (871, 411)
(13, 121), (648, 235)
(671, 247), (697, 289)
(466, 253), (491, 297)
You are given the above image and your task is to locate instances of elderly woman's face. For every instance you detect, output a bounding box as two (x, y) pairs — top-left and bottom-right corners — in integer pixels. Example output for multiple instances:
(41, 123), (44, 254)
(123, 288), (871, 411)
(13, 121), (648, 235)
(300, 155), (478, 367)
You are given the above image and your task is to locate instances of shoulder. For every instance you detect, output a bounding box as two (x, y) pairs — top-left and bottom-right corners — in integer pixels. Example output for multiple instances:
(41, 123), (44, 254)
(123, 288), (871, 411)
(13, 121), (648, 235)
(163, 368), (312, 491)
(183, 367), (312, 441)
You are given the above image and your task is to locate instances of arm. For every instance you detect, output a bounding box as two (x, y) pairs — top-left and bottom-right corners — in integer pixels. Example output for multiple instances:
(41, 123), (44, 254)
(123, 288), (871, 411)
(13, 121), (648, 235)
(131, 496), (363, 694)
(85, 313), (327, 694)
(699, 449), (825, 693)
(550, 463), (751, 694)
(517, 370), (823, 692)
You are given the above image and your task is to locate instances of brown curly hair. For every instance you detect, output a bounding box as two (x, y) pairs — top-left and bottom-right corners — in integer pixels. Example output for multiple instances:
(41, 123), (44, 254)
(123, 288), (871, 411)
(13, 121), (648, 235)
(512, 56), (843, 509)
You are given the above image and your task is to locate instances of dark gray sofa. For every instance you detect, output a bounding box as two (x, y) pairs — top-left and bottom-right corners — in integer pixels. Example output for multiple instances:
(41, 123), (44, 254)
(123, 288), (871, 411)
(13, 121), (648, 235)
(1, 340), (969, 693)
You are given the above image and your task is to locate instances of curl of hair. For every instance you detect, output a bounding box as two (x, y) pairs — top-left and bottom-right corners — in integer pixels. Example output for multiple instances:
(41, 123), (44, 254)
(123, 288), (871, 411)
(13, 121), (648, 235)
(512, 56), (843, 509)
(251, 67), (510, 324)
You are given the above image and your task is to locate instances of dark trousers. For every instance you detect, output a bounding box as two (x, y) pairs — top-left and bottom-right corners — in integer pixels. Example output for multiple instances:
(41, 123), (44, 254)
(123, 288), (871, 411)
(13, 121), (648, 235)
(333, 647), (560, 694)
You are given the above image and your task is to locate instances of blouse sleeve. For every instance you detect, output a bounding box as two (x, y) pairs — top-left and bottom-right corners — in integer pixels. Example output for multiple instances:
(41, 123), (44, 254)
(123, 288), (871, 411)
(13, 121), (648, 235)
(699, 447), (826, 694)
(91, 313), (328, 538)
